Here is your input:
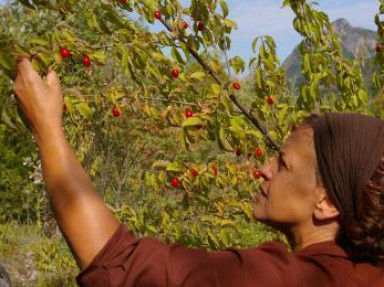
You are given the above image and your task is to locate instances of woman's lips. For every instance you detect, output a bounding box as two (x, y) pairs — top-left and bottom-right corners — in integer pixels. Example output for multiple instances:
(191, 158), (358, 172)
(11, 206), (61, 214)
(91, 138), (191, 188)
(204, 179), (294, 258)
(260, 187), (267, 197)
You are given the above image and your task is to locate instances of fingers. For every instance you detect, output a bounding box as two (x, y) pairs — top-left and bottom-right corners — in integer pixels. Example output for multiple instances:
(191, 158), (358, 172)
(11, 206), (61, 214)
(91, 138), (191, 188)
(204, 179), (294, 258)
(15, 56), (42, 84)
(46, 69), (61, 88)
(13, 69), (25, 97)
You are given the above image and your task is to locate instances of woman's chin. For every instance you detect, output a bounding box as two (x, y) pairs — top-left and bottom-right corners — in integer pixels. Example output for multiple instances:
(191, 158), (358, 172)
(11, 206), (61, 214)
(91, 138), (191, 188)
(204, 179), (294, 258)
(252, 207), (268, 223)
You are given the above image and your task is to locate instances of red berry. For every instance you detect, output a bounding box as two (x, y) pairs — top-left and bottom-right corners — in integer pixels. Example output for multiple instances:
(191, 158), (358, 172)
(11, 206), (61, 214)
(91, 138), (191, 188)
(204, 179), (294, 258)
(185, 108), (194, 118)
(171, 178), (179, 188)
(236, 149), (241, 157)
(182, 21), (189, 29)
(172, 68), (179, 78)
(60, 47), (70, 59)
(112, 107), (120, 117)
(120, 0), (127, 4)
(212, 167), (218, 177)
(233, 82), (241, 90)
(197, 22), (204, 31)
(255, 148), (263, 158)
(253, 170), (261, 179)
(247, 151), (252, 158)
(83, 55), (91, 67)
(155, 10), (161, 20)
(267, 96), (274, 105)
(190, 169), (198, 177)
(375, 43), (382, 53)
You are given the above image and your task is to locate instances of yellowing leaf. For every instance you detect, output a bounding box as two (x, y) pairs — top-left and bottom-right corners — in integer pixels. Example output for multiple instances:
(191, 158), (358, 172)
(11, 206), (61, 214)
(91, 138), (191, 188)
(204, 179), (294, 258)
(152, 160), (171, 169)
(189, 71), (206, 82)
(166, 162), (181, 172)
(182, 117), (203, 127)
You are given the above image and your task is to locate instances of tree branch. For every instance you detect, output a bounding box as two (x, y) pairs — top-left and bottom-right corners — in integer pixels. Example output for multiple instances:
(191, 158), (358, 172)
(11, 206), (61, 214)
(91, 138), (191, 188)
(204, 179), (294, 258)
(159, 18), (279, 151)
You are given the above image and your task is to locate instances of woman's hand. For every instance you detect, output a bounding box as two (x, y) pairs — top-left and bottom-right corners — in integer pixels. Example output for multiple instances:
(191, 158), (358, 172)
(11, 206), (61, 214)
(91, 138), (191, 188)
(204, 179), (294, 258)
(13, 57), (64, 138)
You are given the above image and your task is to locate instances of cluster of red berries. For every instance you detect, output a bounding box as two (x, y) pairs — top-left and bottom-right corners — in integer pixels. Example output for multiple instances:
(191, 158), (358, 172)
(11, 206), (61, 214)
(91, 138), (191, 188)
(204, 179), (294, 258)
(59, 47), (91, 67)
(237, 147), (264, 159)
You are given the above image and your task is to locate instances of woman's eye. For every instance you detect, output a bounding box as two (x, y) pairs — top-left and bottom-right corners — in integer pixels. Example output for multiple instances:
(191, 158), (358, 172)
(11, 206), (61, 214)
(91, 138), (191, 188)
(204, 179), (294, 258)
(278, 155), (286, 170)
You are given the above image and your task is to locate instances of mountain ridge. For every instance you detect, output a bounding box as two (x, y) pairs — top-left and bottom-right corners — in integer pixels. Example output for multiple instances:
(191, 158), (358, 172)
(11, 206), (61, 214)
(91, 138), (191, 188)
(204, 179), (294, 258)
(283, 18), (377, 86)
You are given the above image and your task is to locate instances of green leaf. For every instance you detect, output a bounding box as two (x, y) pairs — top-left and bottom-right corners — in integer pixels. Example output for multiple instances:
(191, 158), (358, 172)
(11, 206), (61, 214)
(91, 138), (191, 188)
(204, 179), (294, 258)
(224, 19), (238, 29)
(220, 219), (235, 227)
(220, 0), (229, 18)
(152, 160), (171, 169)
(1, 109), (17, 129)
(171, 46), (185, 65)
(218, 127), (234, 151)
(28, 37), (49, 46)
(18, 0), (35, 9)
(207, 231), (220, 248)
(91, 51), (107, 63)
(76, 103), (93, 118)
(281, 0), (291, 8)
(0, 52), (14, 72)
(255, 69), (263, 89)
(252, 37), (260, 53)
(61, 29), (76, 43)
(229, 56), (245, 74)
(0, 52), (15, 78)
(166, 162), (181, 172)
(182, 117), (203, 127)
(211, 83), (221, 95)
(189, 71), (206, 82)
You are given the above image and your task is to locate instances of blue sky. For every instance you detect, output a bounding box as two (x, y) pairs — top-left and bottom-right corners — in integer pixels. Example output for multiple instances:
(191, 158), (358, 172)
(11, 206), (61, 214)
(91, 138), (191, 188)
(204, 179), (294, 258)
(1, 0), (380, 63)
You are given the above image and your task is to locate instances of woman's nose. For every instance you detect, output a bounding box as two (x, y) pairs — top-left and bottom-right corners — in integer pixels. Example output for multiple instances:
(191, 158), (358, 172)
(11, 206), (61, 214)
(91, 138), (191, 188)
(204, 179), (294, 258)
(258, 160), (274, 181)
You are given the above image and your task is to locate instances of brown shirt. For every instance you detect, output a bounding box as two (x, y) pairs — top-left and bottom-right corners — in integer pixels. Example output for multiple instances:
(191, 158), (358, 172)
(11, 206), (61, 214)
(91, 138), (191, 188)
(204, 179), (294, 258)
(77, 224), (384, 286)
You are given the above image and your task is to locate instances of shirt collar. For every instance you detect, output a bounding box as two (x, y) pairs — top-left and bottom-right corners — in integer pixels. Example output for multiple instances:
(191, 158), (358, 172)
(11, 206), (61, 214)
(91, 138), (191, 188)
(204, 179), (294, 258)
(295, 241), (349, 258)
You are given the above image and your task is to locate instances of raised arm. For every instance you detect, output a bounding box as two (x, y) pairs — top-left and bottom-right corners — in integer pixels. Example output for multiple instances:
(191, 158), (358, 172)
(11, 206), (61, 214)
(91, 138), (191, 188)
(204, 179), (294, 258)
(13, 57), (119, 269)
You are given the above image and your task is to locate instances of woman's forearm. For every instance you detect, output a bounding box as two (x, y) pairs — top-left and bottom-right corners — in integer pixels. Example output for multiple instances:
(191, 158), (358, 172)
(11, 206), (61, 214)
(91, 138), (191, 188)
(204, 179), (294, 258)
(35, 126), (119, 269)
(35, 126), (120, 269)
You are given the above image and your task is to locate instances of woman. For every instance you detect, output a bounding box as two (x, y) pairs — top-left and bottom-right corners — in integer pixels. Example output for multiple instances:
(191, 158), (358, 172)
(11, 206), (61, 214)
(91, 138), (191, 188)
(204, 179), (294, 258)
(13, 57), (384, 286)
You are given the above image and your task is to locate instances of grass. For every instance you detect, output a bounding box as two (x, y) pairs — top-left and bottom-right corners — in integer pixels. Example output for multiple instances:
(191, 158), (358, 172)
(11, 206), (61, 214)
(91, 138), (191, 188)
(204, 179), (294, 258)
(0, 223), (77, 286)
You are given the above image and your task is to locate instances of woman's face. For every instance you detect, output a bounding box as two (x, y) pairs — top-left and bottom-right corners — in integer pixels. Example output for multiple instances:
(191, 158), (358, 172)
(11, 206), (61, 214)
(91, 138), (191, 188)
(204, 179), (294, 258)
(252, 126), (321, 231)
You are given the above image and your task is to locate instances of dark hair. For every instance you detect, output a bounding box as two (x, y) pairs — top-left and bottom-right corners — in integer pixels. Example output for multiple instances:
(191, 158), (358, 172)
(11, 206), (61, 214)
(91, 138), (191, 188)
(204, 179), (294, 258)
(301, 114), (384, 267)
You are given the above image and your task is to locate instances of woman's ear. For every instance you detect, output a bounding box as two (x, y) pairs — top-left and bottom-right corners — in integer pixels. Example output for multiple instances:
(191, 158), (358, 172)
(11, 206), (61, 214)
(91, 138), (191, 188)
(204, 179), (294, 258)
(313, 189), (340, 221)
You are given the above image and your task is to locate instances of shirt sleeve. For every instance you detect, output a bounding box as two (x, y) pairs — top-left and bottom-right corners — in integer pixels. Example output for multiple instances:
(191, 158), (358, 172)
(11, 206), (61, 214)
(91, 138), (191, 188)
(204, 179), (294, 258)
(76, 224), (300, 287)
